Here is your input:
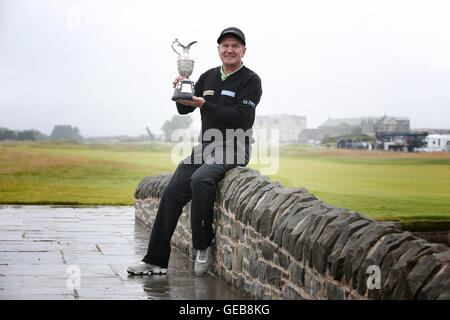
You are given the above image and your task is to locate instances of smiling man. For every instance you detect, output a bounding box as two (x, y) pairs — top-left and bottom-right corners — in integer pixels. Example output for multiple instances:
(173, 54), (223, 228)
(128, 27), (262, 277)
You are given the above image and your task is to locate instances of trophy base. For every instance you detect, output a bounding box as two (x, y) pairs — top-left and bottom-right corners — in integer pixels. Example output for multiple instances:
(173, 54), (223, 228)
(172, 79), (195, 101)
(171, 91), (194, 101)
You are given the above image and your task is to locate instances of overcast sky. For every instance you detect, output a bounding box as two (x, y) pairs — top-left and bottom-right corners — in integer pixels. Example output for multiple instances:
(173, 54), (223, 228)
(1, 0), (449, 137)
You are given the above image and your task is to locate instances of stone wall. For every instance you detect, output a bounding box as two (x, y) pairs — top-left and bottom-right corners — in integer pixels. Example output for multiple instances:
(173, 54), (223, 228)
(134, 167), (450, 300)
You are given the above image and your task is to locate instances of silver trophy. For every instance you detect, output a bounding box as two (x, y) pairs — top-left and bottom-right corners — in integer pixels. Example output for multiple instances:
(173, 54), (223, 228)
(171, 38), (197, 101)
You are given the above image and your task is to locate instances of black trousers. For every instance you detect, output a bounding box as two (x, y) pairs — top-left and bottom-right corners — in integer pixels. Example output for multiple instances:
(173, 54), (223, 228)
(142, 150), (239, 268)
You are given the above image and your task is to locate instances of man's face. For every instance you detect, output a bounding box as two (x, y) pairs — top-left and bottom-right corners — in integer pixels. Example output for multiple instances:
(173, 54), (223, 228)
(218, 36), (246, 68)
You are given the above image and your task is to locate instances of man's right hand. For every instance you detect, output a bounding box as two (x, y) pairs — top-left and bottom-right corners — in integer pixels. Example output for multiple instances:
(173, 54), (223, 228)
(173, 75), (189, 88)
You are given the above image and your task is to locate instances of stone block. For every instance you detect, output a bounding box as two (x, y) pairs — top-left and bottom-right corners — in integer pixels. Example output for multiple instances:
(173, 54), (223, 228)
(248, 250), (258, 278)
(418, 263), (450, 300)
(223, 249), (233, 270)
(271, 193), (316, 240)
(269, 192), (312, 234)
(273, 200), (315, 247)
(406, 253), (443, 299)
(267, 266), (283, 290)
(224, 172), (258, 211)
(311, 212), (360, 274)
(326, 282), (348, 300)
(250, 187), (283, 231)
(234, 245), (244, 271)
(134, 176), (152, 199)
(259, 240), (276, 261)
(233, 276), (245, 293)
(289, 262), (304, 287)
(343, 222), (399, 287)
(238, 223), (245, 242)
(152, 174), (170, 198)
(377, 238), (417, 294)
(257, 261), (267, 283)
(235, 178), (271, 221)
(260, 188), (314, 238)
(251, 281), (266, 300)
(384, 241), (444, 299)
(291, 204), (332, 261)
(275, 251), (290, 270)
(327, 218), (372, 280)
(283, 285), (304, 300)
(284, 212), (311, 255)
(223, 176), (247, 210)
(304, 270), (324, 299)
(301, 208), (344, 268)
(217, 168), (242, 203)
(357, 231), (415, 296)
(228, 172), (261, 213)
(241, 183), (280, 226)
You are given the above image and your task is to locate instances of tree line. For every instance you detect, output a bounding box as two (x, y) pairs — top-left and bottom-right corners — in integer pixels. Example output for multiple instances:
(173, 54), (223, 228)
(161, 115), (193, 141)
(0, 125), (83, 141)
(1, 114), (194, 142)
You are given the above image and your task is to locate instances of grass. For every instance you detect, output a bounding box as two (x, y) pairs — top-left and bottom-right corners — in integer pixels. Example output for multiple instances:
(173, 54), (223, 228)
(1, 141), (449, 231)
(0, 141), (176, 205)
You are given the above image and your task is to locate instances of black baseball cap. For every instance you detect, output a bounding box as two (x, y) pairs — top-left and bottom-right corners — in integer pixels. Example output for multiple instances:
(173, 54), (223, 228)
(217, 27), (246, 46)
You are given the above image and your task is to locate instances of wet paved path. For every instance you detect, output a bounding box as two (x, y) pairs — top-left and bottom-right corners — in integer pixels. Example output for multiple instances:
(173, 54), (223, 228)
(0, 206), (244, 300)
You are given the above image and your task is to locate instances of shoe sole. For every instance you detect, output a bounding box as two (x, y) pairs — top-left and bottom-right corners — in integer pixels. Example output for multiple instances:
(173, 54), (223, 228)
(127, 269), (168, 275)
(195, 259), (211, 277)
(194, 265), (210, 277)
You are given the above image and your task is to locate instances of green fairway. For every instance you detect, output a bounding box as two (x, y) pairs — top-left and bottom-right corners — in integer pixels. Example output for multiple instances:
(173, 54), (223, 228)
(1, 141), (449, 230)
(0, 142), (176, 205)
(260, 155), (449, 225)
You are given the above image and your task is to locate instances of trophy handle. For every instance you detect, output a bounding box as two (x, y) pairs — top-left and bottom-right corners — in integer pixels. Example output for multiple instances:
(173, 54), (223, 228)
(171, 39), (181, 56)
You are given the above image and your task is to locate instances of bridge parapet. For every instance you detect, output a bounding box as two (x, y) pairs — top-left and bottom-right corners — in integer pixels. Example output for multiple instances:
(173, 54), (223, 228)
(134, 167), (449, 300)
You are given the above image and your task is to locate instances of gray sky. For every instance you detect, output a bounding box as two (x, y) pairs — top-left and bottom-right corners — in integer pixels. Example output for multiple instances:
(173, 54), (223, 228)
(1, 0), (449, 137)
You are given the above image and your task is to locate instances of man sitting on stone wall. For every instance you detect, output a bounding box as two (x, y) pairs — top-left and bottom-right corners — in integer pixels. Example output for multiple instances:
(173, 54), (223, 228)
(127, 27), (262, 276)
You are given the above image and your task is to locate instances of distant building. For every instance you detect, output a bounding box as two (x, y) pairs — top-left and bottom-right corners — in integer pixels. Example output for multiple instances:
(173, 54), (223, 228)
(318, 117), (362, 138)
(252, 114), (306, 143)
(299, 115), (410, 143)
(297, 128), (320, 144)
(361, 116), (410, 134)
(376, 130), (428, 152)
(411, 128), (450, 135)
